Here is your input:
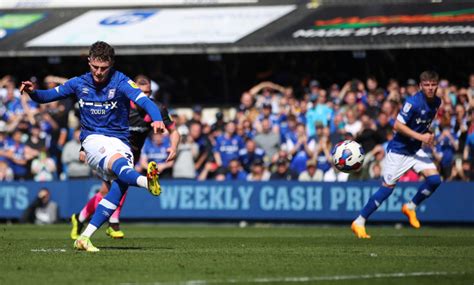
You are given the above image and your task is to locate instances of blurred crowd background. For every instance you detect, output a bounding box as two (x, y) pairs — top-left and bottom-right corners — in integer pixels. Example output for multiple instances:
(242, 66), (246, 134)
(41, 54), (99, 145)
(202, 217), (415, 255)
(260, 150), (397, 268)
(1, 70), (473, 183)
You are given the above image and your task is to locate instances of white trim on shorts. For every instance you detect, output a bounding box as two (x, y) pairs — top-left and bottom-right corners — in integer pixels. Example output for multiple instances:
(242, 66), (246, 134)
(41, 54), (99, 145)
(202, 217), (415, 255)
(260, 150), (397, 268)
(82, 134), (134, 181)
(382, 149), (437, 185)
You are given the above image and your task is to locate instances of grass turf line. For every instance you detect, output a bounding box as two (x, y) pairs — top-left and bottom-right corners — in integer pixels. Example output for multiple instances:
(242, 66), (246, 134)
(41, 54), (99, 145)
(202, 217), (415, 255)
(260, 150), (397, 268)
(0, 224), (473, 285)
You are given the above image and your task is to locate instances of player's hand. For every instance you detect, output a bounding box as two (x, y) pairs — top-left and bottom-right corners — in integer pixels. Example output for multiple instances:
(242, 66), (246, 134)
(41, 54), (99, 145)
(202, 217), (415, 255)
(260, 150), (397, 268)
(420, 133), (435, 146)
(79, 151), (86, 163)
(20, 81), (35, 94)
(151, 121), (165, 134)
(165, 147), (177, 162)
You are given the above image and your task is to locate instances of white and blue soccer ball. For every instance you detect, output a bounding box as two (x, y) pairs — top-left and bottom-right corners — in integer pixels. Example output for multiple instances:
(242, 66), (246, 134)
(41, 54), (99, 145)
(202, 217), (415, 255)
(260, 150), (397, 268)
(331, 140), (365, 173)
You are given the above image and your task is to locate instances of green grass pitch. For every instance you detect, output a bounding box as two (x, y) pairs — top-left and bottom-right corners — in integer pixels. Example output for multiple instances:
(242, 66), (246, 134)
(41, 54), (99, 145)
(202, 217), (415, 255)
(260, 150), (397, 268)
(1, 224), (473, 284)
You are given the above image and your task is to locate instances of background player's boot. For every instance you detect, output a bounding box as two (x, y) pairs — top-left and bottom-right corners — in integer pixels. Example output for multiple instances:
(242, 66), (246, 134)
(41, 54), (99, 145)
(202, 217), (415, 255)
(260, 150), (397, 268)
(70, 213), (84, 240)
(147, 161), (161, 196)
(106, 224), (125, 239)
(74, 236), (99, 252)
(351, 222), (371, 239)
(402, 204), (421, 229)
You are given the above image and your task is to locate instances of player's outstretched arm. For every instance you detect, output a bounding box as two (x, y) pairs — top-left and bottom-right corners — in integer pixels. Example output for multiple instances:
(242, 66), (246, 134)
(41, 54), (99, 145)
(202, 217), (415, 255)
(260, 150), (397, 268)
(20, 80), (72, 103)
(166, 128), (180, 162)
(394, 120), (434, 145)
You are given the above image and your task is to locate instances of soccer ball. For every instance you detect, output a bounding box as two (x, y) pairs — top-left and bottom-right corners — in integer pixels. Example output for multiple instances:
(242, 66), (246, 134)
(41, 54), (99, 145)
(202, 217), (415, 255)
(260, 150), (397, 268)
(331, 140), (365, 173)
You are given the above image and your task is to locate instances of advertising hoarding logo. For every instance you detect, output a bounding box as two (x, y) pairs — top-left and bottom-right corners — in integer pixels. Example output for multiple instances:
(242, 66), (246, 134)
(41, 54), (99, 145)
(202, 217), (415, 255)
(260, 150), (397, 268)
(313, 8), (474, 29)
(293, 8), (474, 38)
(99, 11), (156, 26)
(0, 13), (44, 40)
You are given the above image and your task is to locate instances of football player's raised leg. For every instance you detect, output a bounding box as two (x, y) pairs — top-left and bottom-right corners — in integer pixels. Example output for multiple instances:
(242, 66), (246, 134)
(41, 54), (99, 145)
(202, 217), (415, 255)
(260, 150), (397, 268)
(403, 168), (441, 229)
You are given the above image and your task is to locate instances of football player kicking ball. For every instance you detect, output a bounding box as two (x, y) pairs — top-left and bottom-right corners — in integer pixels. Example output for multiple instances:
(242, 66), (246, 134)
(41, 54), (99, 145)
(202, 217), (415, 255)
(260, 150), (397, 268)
(21, 41), (165, 251)
(352, 71), (442, 238)
(70, 75), (179, 240)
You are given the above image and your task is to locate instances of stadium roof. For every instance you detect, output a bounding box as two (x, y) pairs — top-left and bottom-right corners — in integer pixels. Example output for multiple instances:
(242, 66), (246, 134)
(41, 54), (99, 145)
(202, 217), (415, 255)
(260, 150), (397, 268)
(0, 0), (473, 57)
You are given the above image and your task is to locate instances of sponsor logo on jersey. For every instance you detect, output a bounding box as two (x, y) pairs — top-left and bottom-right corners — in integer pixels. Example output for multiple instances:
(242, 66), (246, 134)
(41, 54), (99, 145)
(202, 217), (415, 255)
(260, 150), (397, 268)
(127, 80), (139, 89)
(403, 102), (412, 113)
(82, 87), (89, 94)
(78, 98), (118, 110)
(108, 88), (116, 99)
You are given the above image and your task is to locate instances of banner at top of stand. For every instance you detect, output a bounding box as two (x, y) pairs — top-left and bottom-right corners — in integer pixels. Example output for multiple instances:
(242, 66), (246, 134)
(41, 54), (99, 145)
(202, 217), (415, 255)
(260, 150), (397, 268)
(0, 0), (258, 9)
(272, 2), (474, 49)
(26, 6), (295, 47)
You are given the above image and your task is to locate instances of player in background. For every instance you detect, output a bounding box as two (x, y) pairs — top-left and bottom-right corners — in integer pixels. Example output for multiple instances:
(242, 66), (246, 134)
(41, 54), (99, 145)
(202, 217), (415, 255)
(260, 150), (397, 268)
(70, 75), (178, 239)
(21, 41), (164, 251)
(351, 71), (442, 238)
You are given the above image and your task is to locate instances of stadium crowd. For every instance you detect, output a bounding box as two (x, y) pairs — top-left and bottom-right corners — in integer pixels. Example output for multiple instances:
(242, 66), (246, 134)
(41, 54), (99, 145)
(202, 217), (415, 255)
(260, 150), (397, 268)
(1, 73), (473, 182)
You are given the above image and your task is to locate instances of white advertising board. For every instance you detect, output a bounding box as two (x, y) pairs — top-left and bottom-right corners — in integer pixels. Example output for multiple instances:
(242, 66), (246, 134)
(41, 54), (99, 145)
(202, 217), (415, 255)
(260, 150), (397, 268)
(26, 6), (295, 46)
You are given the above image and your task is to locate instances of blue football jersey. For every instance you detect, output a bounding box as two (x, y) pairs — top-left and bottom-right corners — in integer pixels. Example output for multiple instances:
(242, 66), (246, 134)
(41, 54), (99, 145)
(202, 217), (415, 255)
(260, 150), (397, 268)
(35, 69), (143, 143)
(387, 91), (441, 155)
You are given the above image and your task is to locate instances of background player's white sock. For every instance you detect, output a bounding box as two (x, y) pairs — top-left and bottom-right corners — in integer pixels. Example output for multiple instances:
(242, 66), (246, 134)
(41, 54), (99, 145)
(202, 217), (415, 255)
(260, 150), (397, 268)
(406, 201), (417, 210)
(354, 215), (366, 226)
(137, 176), (147, 188)
(81, 224), (97, 238)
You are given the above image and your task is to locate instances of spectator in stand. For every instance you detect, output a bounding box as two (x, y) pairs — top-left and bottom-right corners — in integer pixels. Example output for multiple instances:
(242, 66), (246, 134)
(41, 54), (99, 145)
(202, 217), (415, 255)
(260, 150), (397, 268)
(7, 129), (29, 180)
(405, 79), (418, 97)
(283, 123), (315, 173)
(270, 158), (298, 181)
(375, 112), (392, 143)
(306, 90), (333, 136)
(0, 160), (14, 181)
(226, 159), (247, 181)
(239, 91), (259, 123)
(246, 159), (270, 181)
(140, 132), (173, 178)
(313, 126), (333, 175)
(62, 128), (91, 179)
(436, 126), (459, 179)
(356, 114), (385, 153)
(21, 188), (59, 224)
(172, 134), (198, 179)
(344, 109), (362, 138)
(213, 121), (244, 168)
(188, 105), (202, 126)
(31, 147), (57, 182)
(22, 188), (59, 225)
(238, 138), (265, 173)
(254, 103), (279, 133)
(298, 159), (323, 182)
(211, 111), (226, 133)
(253, 118), (280, 163)
(188, 121), (213, 173)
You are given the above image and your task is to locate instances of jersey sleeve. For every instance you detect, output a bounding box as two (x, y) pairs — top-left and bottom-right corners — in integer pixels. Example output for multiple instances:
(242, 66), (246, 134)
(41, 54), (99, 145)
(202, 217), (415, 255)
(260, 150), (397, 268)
(397, 98), (415, 124)
(119, 78), (143, 101)
(29, 77), (78, 103)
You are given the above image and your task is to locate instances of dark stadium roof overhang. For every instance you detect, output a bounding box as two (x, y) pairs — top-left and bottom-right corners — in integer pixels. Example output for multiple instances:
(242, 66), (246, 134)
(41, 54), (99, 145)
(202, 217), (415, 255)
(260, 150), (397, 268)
(0, 0), (473, 57)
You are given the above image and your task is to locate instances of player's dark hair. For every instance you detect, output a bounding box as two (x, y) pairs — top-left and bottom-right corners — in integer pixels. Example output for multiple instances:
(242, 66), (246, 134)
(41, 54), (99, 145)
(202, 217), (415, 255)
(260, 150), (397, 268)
(134, 74), (150, 85)
(419, 71), (439, 82)
(89, 41), (115, 62)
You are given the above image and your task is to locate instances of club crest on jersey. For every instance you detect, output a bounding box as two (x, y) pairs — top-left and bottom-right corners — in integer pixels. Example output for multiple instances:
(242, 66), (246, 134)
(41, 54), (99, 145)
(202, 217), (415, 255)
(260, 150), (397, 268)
(403, 103), (412, 113)
(108, 88), (116, 99)
(128, 80), (139, 89)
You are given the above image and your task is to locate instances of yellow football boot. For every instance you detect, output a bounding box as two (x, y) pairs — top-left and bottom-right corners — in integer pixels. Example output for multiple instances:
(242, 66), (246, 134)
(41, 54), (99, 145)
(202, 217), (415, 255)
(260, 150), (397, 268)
(402, 204), (421, 229)
(147, 161), (161, 196)
(351, 222), (371, 239)
(74, 236), (99, 252)
(106, 226), (125, 239)
(70, 214), (79, 240)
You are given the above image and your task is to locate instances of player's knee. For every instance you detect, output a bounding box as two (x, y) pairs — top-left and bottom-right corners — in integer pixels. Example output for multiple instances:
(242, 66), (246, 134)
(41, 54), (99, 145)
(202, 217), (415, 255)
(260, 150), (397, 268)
(426, 174), (441, 189)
